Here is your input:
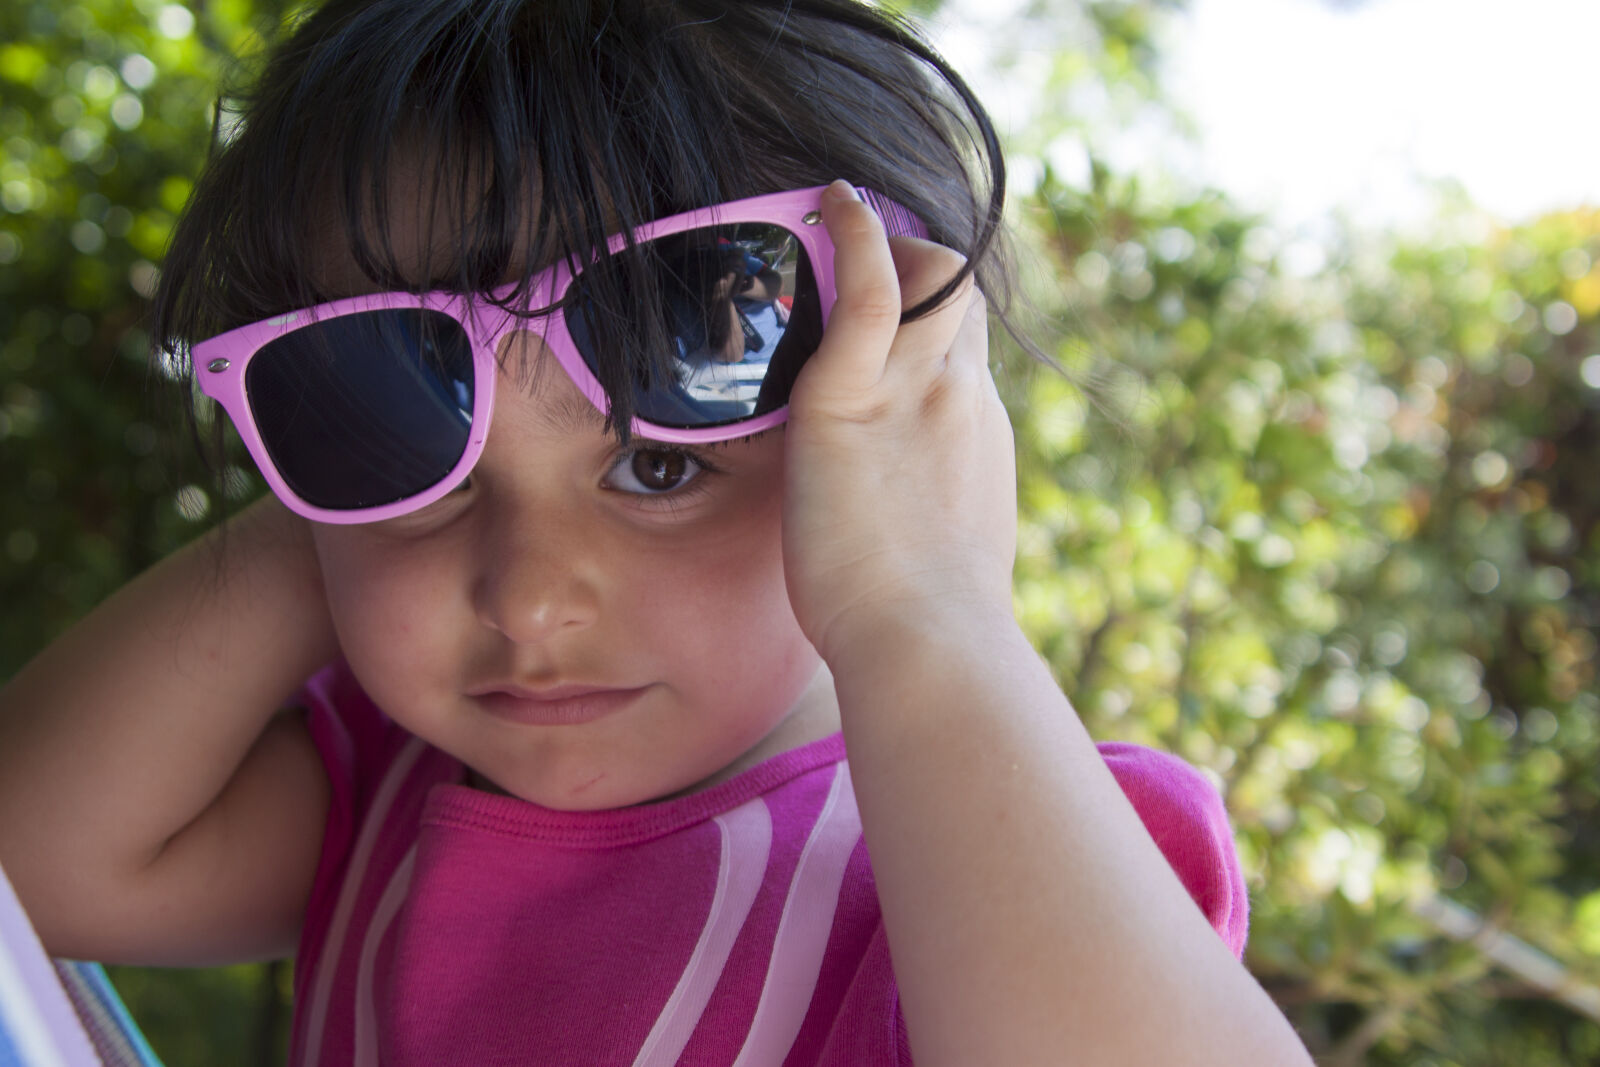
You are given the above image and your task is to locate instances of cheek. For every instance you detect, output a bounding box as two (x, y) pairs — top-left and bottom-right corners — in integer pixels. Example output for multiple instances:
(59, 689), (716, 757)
(629, 494), (811, 670)
(312, 532), (463, 673)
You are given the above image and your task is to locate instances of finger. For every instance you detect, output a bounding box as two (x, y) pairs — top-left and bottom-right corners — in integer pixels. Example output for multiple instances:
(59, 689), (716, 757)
(943, 287), (990, 377)
(949, 288), (989, 375)
(802, 181), (902, 396)
(889, 235), (969, 316)
(878, 238), (977, 379)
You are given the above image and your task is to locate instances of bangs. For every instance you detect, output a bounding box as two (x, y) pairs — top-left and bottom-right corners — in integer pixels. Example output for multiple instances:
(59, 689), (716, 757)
(152, 0), (1006, 441)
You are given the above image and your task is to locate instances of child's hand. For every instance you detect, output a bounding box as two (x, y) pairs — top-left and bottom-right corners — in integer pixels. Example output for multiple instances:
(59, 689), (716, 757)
(782, 182), (1017, 668)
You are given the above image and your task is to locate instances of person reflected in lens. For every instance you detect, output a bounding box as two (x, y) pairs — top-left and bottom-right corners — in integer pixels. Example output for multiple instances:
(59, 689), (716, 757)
(668, 231), (796, 411)
(730, 240), (789, 356)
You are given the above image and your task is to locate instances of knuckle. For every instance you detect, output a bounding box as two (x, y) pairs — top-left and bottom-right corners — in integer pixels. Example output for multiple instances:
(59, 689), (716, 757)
(834, 201), (887, 240)
(842, 279), (903, 323)
(892, 241), (972, 308)
(930, 243), (971, 275)
(916, 372), (972, 418)
(795, 393), (893, 430)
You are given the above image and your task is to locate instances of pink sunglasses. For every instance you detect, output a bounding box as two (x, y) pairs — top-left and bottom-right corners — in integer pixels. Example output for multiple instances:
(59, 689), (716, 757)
(194, 186), (925, 523)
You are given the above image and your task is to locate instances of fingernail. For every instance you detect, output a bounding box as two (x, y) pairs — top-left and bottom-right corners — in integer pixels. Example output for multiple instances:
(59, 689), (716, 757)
(828, 180), (861, 202)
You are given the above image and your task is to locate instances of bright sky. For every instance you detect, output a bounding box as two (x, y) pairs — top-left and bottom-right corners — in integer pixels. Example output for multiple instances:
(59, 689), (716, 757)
(938, 0), (1600, 230)
(1164, 0), (1600, 228)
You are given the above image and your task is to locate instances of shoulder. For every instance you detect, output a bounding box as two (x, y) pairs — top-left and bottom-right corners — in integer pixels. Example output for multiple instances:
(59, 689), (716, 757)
(288, 662), (455, 1060)
(293, 660), (453, 877)
(297, 660), (421, 805)
(1095, 741), (1227, 824)
(1096, 742), (1250, 958)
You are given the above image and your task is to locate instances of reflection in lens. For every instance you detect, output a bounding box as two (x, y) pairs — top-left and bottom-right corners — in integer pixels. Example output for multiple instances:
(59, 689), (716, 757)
(564, 222), (821, 428)
(246, 309), (474, 509)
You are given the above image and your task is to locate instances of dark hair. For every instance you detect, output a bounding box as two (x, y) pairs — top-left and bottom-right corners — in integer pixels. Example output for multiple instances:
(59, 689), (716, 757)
(153, 0), (1016, 441)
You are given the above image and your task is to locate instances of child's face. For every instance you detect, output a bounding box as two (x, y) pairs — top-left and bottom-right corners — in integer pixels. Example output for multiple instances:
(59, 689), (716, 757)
(309, 330), (835, 809)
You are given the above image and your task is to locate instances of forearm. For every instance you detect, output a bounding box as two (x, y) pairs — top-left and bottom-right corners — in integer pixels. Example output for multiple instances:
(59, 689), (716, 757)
(830, 609), (1312, 1067)
(0, 497), (338, 928)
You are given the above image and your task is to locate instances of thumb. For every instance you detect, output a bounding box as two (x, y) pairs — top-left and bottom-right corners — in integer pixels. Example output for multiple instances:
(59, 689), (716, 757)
(797, 181), (902, 401)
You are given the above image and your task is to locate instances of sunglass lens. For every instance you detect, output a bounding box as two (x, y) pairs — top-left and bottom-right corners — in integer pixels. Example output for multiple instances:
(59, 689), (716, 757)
(245, 309), (475, 510)
(564, 222), (822, 428)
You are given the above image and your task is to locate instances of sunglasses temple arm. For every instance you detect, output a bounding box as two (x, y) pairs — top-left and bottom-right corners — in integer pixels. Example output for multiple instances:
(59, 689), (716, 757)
(860, 188), (930, 241)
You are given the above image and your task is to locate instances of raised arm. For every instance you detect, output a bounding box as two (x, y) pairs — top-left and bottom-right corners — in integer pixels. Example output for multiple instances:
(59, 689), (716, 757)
(0, 496), (338, 965)
(782, 182), (1313, 1065)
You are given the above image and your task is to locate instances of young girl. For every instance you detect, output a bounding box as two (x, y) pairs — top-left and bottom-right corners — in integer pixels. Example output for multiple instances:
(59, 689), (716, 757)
(0, 0), (1313, 1063)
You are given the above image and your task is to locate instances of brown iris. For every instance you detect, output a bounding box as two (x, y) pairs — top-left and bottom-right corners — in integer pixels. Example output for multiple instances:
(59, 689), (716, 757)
(631, 449), (688, 491)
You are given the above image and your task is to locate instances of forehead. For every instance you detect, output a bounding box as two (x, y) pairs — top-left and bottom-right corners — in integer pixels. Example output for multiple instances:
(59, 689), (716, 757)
(302, 140), (782, 303)
(495, 332), (611, 437)
(306, 149), (550, 299)
(303, 153), (614, 436)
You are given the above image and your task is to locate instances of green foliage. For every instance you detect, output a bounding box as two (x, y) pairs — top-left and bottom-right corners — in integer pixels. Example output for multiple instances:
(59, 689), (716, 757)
(105, 962), (291, 1066)
(3, 0), (1597, 1064)
(0, 0), (278, 678)
(1000, 134), (1600, 1067)
(1, 1), (288, 1062)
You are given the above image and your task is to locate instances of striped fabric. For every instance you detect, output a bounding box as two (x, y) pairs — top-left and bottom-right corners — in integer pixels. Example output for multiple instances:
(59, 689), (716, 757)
(1, 857), (161, 1067)
(290, 691), (897, 1066)
(48, 965), (160, 1067)
(288, 661), (1248, 1066)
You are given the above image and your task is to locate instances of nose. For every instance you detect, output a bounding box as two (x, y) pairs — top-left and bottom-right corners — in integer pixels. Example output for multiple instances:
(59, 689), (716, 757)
(471, 331), (607, 645)
(472, 502), (603, 645)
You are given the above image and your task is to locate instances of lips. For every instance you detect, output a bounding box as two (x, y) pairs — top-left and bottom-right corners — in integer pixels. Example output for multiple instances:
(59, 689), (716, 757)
(469, 682), (651, 726)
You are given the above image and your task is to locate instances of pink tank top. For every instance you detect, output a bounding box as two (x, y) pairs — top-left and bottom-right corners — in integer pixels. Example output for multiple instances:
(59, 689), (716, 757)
(289, 662), (1248, 1066)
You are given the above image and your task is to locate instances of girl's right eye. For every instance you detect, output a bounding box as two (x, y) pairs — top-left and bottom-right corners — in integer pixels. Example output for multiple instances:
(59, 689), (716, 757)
(603, 446), (716, 497)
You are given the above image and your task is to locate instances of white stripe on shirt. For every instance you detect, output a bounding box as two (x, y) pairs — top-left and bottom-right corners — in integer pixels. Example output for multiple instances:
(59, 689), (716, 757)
(732, 763), (861, 1067)
(353, 844), (417, 1067)
(630, 798), (772, 1067)
(302, 736), (426, 1067)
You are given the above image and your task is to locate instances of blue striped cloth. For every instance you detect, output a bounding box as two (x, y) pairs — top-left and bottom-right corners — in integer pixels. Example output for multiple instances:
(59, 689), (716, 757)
(0, 861), (161, 1066)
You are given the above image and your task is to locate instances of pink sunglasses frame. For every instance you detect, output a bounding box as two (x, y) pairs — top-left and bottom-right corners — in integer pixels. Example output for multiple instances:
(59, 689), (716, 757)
(194, 185), (926, 524)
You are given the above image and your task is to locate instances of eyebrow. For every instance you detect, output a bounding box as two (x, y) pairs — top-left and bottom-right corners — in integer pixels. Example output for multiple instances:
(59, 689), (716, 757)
(533, 387), (609, 436)
(496, 341), (611, 436)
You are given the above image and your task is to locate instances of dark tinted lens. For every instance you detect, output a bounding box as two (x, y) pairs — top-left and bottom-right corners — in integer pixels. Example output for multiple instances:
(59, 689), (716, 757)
(245, 309), (474, 510)
(563, 222), (822, 428)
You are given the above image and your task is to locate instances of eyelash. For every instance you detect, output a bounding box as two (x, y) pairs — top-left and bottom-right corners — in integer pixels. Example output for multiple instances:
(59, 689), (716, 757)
(604, 444), (726, 502)
(442, 435), (757, 513)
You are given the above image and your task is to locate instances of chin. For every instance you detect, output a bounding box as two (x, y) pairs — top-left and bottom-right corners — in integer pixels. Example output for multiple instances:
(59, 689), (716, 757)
(489, 759), (696, 812)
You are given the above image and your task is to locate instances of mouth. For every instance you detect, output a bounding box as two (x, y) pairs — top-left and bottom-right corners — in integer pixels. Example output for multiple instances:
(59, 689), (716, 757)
(468, 683), (652, 726)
